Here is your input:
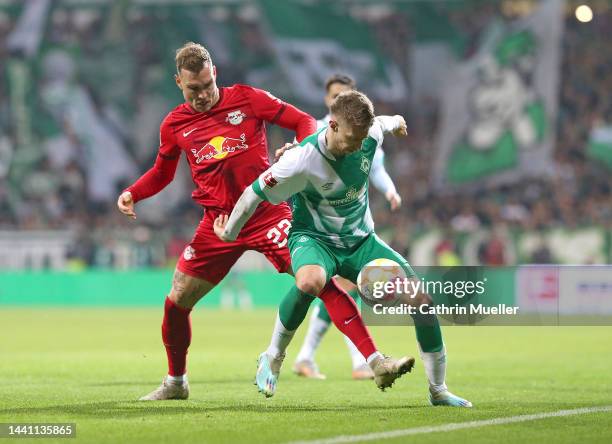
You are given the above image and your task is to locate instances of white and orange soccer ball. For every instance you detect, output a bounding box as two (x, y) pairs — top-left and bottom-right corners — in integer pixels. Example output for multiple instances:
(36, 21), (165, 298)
(356, 258), (406, 306)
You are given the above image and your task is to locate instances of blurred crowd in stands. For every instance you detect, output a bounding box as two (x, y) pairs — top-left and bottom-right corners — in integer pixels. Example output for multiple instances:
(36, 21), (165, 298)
(0, 1), (609, 269)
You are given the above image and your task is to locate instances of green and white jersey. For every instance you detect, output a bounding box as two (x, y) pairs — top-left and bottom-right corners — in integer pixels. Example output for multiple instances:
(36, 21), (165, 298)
(252, 115), (402, 249)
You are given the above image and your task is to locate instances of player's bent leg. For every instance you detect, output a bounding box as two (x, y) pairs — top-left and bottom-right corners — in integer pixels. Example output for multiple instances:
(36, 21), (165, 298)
(168, 269), (216, 309)
(256, 285), (317, 397)
(317, 277), (374, 380)
(317, 279), (415, 391)
(353, 234), (469, 405)
(289, 266), (330, 380)
(401, 289), (472, 407)
(253, 228), (330, 397)
(139, 270), (215, 401)
(295, 265), (326, 296)
(337, 281), (375, 380)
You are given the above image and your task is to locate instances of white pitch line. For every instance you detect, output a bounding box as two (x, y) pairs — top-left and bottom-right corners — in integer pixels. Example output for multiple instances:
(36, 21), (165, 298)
(286, 405), (612, 444)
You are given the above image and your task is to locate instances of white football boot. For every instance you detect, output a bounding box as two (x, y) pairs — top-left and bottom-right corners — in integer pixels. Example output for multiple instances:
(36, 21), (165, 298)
(370, 355), (415, 391)
(139, 377), (189, 401)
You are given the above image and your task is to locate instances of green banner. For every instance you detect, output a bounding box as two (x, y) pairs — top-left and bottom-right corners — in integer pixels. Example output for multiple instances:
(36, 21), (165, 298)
(258, 0), (407, 105)
(0, 270), (295, 307)
(435, 0), (563, 187)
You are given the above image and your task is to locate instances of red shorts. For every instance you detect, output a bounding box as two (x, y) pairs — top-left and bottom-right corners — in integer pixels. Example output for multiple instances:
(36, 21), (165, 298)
(177, 202), (292, 284)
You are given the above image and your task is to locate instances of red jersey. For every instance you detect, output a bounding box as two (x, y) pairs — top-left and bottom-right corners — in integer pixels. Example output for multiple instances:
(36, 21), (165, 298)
(127, 84), (316, 212)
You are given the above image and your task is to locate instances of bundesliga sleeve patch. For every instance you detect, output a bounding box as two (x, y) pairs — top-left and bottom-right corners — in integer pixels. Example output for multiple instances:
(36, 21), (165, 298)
(263, 172), (278, 188)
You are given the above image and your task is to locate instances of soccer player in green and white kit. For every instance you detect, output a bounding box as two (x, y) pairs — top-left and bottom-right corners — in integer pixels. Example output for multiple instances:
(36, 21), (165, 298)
(215, 90), (471, 407)
(292, 74), (402, 381)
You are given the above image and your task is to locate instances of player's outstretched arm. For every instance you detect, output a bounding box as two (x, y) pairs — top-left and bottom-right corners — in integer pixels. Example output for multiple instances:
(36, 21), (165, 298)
(366, 115), (406, 211)
(215, 142), (308, 240)
(118, 118), (181, 219)
(370, 149), (402, 212)
(117, 153), (179, 219)
(214, 186), (264, 242)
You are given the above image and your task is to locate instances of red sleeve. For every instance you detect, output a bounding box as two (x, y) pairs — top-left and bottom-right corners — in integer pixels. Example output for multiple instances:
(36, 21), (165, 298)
(126, 118), (181, 203)
(244, 86), (316, 142)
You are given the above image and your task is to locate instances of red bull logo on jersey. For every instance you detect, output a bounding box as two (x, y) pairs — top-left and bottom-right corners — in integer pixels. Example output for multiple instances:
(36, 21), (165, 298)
(191, 133), (248, 163)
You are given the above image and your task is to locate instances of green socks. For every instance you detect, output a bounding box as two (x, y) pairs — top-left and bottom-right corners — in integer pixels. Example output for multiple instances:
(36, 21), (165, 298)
(279, 285), (315, 330)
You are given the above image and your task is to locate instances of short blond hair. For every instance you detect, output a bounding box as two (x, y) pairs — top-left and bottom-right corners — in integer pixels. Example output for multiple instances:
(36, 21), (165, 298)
(330, 90), (375, 130)
(175, 42), (212, 73)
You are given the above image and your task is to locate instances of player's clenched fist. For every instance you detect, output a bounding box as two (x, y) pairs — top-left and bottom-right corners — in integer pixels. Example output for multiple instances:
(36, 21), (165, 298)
(117, 191), (137, 219)
(393, 115), (408, 137)
(213, 214), (230, 241)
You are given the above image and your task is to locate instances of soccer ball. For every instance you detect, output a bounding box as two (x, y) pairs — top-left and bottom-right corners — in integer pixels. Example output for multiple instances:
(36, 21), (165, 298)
(356, 258), (406, 307)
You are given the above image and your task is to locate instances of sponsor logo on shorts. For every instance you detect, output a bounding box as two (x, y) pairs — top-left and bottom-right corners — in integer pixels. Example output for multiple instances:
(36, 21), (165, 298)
(297, 236), (309, 243)
(183, 246), (196, 261)
(263, 172), (278, 188)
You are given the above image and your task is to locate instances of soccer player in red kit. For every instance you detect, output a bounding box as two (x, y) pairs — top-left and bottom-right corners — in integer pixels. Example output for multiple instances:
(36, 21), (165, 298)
(117, 42), (412, 400)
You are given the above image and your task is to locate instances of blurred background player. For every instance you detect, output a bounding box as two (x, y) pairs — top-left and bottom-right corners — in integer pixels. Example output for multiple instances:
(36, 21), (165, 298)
(293, 74), (402, 380)
(117, 41), (316, 400)
(214, 90), (419, 397)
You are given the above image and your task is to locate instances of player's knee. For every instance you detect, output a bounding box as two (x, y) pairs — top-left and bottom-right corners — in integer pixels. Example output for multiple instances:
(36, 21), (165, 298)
(295, 265), (327, 296)
(296, 274), (325, 297)
(169, 270), (213, 308)
(169, 287), (189, 307)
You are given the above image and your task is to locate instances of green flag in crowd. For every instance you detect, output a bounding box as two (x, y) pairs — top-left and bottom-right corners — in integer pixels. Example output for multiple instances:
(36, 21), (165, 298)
(257, 0), (407, 105)
(434, 0), (564, 187)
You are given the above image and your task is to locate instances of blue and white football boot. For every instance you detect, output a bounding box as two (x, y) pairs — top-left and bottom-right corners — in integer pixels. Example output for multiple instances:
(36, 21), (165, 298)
(429, 389), (473, 407)
(255, 352), (284, 398)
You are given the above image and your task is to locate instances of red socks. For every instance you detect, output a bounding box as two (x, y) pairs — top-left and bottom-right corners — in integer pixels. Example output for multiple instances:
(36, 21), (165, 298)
(317, 279), (377, 359)
(160, 282), (374, 376)
(162, 296), (192, 376)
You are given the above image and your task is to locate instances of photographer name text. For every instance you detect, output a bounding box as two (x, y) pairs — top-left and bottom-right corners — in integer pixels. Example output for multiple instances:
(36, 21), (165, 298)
(372, 303), (519, 316)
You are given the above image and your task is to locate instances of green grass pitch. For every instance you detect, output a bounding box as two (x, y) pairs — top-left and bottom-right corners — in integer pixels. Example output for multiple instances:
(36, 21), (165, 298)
(1, 308), (611, 443)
